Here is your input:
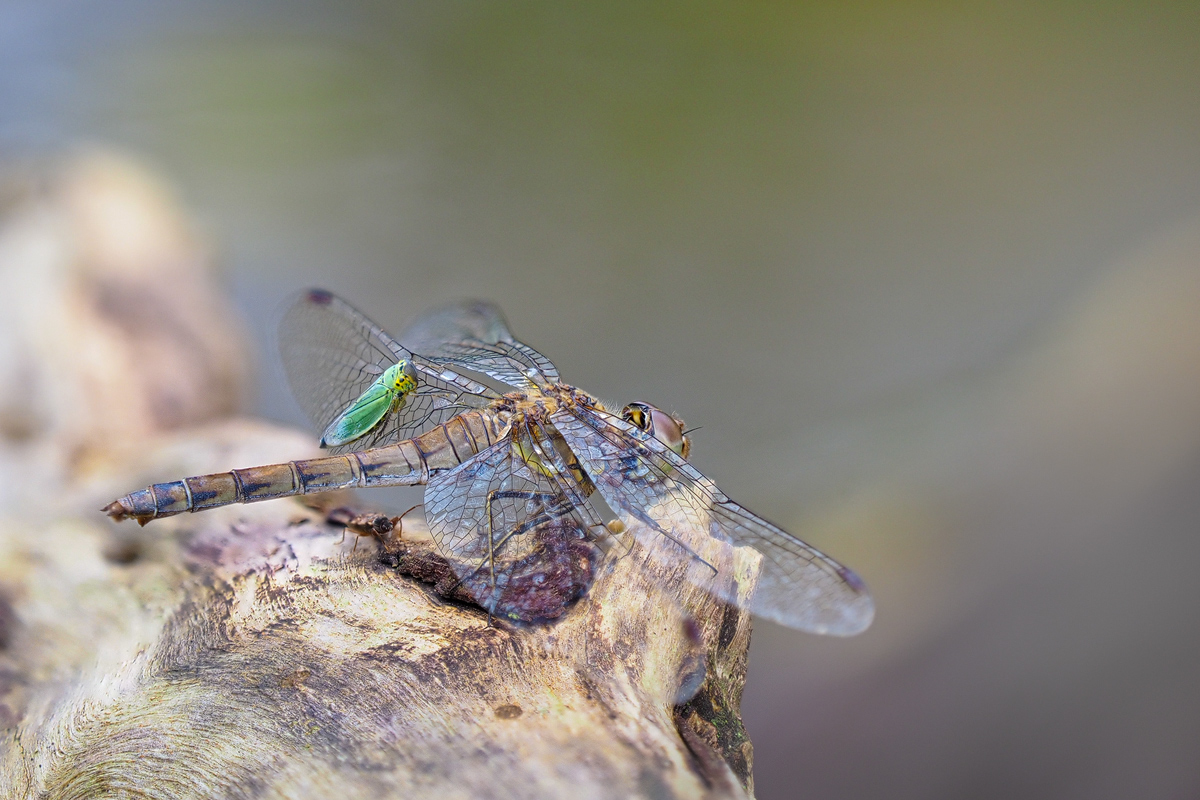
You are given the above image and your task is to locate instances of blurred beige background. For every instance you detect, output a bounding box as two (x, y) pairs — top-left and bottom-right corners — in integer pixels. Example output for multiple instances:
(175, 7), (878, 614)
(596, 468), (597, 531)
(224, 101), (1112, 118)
(4, 2), (1200, 797)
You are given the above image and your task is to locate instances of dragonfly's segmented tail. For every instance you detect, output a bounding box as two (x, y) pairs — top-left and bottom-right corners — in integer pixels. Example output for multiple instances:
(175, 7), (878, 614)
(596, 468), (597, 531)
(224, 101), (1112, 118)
(104, 411), (510, 525)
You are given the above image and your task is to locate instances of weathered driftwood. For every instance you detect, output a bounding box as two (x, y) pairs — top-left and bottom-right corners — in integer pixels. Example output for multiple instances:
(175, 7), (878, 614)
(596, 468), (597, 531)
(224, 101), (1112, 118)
(0, 154), (759, 799)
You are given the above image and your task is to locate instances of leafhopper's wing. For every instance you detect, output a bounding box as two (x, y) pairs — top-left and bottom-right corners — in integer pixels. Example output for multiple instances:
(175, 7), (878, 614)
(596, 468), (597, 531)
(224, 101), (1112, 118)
(279, 289), (499, 452)
(551, 406), (874, 635)
(399, 300), (560, 390)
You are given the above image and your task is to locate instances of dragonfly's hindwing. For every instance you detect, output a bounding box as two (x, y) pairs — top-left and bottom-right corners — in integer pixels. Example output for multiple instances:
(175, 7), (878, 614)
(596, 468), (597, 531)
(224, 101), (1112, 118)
(423, 429), (599, 623)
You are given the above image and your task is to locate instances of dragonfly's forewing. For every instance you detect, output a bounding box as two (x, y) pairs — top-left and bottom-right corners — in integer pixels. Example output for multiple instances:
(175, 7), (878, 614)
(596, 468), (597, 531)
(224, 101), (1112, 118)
(279, 289), (498, 452)
(398, 300), (560, 390)
(423, 425), (601, 622)
(551, 406), (874, 635)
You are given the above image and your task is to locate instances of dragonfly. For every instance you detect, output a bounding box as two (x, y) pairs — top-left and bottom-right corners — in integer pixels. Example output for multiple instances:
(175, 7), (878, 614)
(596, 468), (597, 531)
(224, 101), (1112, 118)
(105, 289), (874, 635)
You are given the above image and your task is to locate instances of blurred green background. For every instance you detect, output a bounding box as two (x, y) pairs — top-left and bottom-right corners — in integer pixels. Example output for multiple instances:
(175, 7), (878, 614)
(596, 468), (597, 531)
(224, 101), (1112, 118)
(5, 2), (1200, 797)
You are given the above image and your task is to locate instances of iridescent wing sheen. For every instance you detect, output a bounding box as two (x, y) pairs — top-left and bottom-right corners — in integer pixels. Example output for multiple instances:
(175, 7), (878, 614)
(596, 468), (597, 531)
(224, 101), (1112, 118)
(550, 405), (875, 635)
(398, 300), (559, 390)
(423, 422), (601, 620)
(278, 289), (499, 453)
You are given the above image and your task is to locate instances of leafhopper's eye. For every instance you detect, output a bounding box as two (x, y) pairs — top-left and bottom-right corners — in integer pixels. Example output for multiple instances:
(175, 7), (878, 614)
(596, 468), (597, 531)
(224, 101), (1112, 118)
(396, 360), (417, 390)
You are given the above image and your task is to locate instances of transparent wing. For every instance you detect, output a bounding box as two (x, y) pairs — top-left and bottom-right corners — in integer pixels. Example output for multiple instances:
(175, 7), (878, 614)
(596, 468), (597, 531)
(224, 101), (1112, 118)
(423, 423), (601, 622)
(550, 406), (874, 635)
(278, 289), (499, 453)
(398, 300), (560, 390)
(398, 299), (515, 353)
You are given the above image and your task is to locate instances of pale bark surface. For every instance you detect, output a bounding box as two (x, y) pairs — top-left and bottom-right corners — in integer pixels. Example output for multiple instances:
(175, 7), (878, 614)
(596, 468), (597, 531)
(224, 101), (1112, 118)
(0, 154), (758, 799)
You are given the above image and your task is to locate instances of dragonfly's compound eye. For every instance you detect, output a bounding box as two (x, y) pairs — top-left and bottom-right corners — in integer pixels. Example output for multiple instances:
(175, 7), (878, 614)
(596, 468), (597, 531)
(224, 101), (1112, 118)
(622, 402), (690, 459)
(622, 402), (651, 432)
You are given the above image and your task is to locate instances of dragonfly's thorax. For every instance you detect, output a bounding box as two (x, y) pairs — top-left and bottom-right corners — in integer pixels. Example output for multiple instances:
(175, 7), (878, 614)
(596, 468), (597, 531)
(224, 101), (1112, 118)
(490, 383), (601, 424)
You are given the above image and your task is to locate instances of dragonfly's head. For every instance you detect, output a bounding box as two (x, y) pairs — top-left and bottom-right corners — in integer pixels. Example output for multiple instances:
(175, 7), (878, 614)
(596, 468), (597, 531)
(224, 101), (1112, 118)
(622, 402), (690, 460)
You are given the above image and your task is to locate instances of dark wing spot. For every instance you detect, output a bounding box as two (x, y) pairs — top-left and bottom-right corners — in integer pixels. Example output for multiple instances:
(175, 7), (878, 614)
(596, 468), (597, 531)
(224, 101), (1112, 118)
(306, 289), (334, 305)
(838, 565), (867, 593)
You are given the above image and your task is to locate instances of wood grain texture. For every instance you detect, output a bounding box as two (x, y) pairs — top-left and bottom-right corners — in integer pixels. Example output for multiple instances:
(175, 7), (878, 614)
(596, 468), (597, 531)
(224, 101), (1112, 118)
(0, 154), (759, 799)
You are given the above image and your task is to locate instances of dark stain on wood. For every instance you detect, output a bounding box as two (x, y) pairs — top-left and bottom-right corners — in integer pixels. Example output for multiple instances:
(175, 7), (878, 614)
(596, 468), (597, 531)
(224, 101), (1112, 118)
(494, 703), (523, 719)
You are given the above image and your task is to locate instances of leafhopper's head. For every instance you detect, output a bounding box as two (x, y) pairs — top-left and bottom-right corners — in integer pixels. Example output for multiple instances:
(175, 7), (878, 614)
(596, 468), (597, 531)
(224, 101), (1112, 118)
(390, 359), (418, 393)
(621, 402), (690, 459)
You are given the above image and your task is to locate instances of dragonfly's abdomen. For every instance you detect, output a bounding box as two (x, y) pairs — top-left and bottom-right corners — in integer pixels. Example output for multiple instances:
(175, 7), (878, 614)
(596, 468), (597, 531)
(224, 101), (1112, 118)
(104, 410), (510, 525)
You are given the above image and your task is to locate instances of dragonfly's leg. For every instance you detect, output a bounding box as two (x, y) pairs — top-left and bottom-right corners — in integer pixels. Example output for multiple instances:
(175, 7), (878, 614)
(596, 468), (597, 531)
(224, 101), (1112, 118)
(482, 489), (563, 587)
(451, 508), (559, 595)
(485, 507), (562, 560)
(484, 494), (498, 587)
(452, 490), (570, 599)
(486, 491), (574, 542)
